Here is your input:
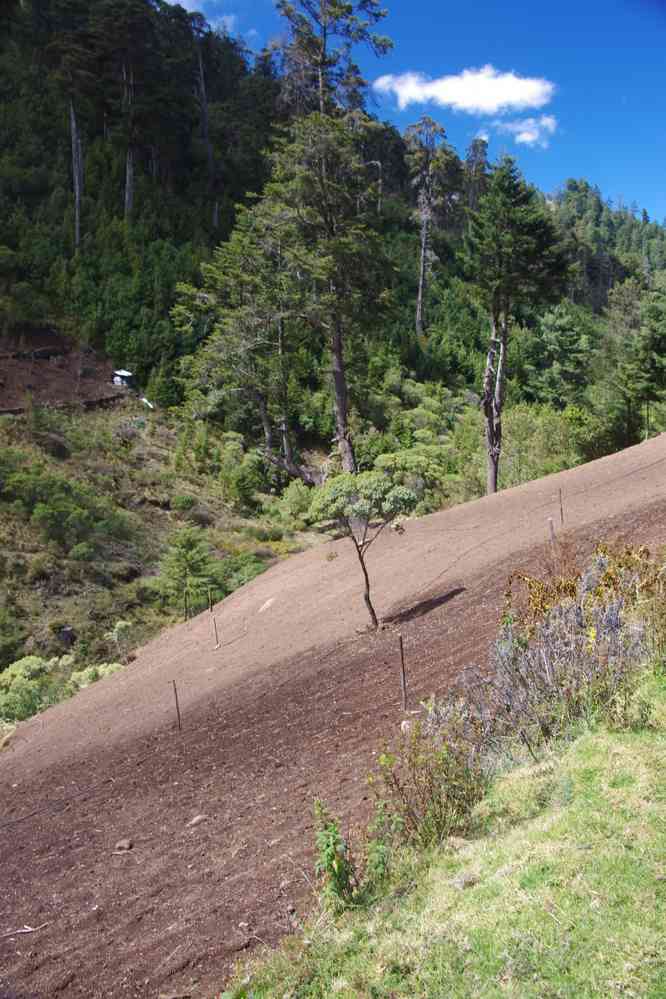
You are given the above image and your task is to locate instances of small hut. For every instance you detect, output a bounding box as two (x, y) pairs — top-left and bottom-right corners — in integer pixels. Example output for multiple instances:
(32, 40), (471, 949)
(112, 369), (134, 388)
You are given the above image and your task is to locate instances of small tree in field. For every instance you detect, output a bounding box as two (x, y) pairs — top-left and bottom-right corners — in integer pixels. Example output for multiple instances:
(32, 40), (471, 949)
(310, 472), (417, 629)
(159, 526), (216, 620)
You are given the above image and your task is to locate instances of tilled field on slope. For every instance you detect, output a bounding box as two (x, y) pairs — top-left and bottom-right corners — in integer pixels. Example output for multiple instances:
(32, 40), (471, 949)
(2, 437), (666, 998)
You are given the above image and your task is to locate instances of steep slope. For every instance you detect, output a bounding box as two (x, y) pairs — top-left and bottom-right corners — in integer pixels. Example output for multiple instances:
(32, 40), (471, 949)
(2, 435), (666, 998)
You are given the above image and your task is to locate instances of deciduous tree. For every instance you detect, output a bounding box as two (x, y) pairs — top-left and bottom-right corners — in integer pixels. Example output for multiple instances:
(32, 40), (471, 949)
(309, 471), (416, 628)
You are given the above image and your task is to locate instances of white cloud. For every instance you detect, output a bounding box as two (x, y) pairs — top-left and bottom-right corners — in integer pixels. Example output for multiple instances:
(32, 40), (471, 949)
(373, 64), (555, 116)
(494, 114), (557, 148)
(212, 12), (238, 32)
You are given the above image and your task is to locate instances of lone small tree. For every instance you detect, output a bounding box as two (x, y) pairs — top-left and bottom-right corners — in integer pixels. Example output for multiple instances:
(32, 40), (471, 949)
(159, 526), (217, 620)
(463, 157), (569, 494)
(309, 472), (417, 629)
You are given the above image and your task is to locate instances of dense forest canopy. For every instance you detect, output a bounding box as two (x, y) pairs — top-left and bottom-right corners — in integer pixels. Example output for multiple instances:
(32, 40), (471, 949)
(2, 0), (666, 488)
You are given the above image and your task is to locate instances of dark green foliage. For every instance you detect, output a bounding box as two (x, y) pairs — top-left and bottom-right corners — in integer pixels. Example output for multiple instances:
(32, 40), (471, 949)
(463, 156), (570, 492)
(171, 494), (197, 513)
(551, 179), (666, 311)
(0, 0), (278, 366)
(214, 552), (267, 594)
(158, 525), (218, 619)
(0, 449), (130, 552)
(276, 0), (392, 114)
(0, 606), (28, 670)
(463, 157), (570, 323)
(530, 303), (599, 408)
(2, 1), (666, 663)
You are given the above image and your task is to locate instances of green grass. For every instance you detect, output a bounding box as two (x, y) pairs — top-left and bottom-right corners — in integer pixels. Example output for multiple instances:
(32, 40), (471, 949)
(223, 672), (666, 998)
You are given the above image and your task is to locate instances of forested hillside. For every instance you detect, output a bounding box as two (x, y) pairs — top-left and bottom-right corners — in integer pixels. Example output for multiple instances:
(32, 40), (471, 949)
(2, 0), (666, 436)
(2, 0), (666, 692)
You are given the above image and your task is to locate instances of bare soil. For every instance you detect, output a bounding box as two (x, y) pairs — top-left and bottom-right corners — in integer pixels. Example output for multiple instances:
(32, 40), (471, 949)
(0, 331), (122, 413)
(2, 435), (666, 999)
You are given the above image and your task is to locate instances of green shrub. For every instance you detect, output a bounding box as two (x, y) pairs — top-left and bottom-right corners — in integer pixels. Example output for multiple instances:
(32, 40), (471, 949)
(69, 542), (95, 562)
(0, 460), (131, 550)
(171, 493), (196, 512)
(212, 552), (267, 594)
(0, 653), (124, 721)
(158, 526), (218, 618)
(314, 799), (359, 911)
(0, 607), (28, 671)
(370, 721), (488, 848)
(0, 654), (67, 721)
(219, 439), (268, 511)
(278, 479), (312, 521)
(244, 523), (284, 542)
(66, 662), (122, 693)
(26, 555), (55, 582)
(449, 402), (584, 500)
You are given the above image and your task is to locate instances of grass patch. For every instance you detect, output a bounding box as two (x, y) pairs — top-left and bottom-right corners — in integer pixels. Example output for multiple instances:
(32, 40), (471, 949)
(221, 543), (666, 999)
(224, 672), (666, 998)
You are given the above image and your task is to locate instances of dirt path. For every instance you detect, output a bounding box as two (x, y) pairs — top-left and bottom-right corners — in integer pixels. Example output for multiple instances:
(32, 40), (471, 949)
(2, 436), (666, 998)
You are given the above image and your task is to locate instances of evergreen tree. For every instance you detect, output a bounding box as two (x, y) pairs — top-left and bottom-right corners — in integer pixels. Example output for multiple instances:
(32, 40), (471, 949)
(464, 157), (569, 493)
(595, 275), (666, 444)
(177, 112), (390, 477)
(275, 0), (392, 113)
(405, 115), (462, 337)
(534, 304), (595, 408)
(159, 526), (217, 620)
(463, 135), (489, 216)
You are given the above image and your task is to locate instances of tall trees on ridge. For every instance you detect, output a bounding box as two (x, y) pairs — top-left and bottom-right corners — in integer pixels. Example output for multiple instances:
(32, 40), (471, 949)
(276, 0), (392, 113)
(3, 0), (666, 487)
(464, 157), (569, 494)
(595, 275), (666, 444)
(405, 116), (461, 337)
(463, 136), (489, 217)
(176, 113), (390, 479)
(45, 0), (95, 250)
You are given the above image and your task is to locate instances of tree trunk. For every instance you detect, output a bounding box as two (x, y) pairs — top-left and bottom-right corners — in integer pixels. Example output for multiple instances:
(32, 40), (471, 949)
(197, 45), (214, 179)
(123, 63), (135, 221)
(353, 541), (379, 629)
(255, 390), (323, 485)
(330, 317), (356, 473)
(482, 312), (507, 495)
(69, 99), (82, 250)
(255, 390), (274, 454)
(197, 42), (218, 229)
(124, 144), (134, 220)
(277, 317), (293, 466)
(415, 201), (429, 336)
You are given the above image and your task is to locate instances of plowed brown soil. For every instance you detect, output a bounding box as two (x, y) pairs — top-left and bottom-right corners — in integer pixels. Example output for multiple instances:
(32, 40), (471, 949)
(2, 436), (666, 999)
(0, 332), (120, 413)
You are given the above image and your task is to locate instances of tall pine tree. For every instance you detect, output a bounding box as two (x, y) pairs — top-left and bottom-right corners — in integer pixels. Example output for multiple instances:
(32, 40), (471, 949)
(464, 157), (569, 493)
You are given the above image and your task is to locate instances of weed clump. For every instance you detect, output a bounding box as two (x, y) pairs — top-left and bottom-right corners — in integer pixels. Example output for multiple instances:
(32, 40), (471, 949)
(314, 544), (662, 913)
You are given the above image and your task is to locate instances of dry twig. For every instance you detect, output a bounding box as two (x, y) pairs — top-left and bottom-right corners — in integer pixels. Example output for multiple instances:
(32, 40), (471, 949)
(1, 921), (49, 939)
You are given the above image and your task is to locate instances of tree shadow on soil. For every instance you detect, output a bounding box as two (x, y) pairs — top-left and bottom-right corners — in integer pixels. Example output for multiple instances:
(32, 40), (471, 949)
(384, 586), (466, 626)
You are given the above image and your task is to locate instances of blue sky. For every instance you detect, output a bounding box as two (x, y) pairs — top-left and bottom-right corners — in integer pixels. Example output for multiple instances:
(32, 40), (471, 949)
(175, 0), (666, 221)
